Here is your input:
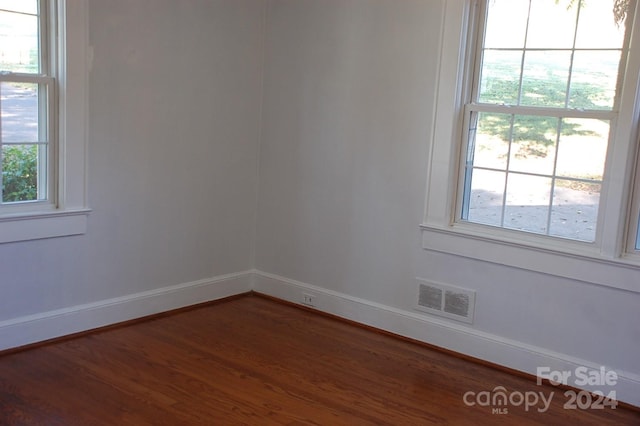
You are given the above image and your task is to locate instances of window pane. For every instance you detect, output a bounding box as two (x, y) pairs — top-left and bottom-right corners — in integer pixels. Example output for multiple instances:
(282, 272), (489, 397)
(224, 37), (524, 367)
(509, 115), (558, 175)
(2, 144), (40, 202)
(526, 0), (578, 49)
(471, 112), (510, 170)
(0, 9), (39, 73)
(479, 50), (522, 105)
(569, 51), (621, 110)
(1, 82), (41, 143)
(483, 0), (529, 49)
(575, 0), (627, 49)
(550, 180), (599, 242)
(521, 51), (571, 107)
(504, 174), (552, 234)
(556, 118), (609, 180)
(636, 217), (640, 250)
(464, 169), (505, 227)
(0, 0), (38, 15)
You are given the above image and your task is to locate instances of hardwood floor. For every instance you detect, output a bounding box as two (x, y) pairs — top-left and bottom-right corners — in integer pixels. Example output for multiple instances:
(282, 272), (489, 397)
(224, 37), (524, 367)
(0, 294), (638, 425)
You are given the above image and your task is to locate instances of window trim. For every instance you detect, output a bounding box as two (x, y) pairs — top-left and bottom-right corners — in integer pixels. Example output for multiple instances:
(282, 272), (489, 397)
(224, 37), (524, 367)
(421, 0), (640, 292)
(0, 0), (90, 244)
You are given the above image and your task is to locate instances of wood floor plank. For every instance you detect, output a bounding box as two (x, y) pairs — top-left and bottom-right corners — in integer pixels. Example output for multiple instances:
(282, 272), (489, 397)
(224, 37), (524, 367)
(0, 294), (638, 425)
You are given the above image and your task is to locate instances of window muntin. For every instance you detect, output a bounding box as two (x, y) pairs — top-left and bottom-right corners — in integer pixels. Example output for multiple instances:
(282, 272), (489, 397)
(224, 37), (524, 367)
(459, 0), (632, 243)
(0, 0), (54, 207)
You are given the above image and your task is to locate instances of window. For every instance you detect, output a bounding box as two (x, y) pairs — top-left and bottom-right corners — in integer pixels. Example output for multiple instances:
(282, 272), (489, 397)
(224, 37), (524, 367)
(0, 0), (89, 243)
(422, 0), (640, 291)
(460, 0), (630, 243)
(1, 0), (54, 207)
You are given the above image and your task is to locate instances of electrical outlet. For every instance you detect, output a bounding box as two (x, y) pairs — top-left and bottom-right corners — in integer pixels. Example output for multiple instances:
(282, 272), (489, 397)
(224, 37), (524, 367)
(302, 293), (315, 306)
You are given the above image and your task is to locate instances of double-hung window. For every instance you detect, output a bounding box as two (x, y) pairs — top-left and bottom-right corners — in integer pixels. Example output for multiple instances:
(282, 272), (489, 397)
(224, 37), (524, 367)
(461, 0), (630, 243)
(423, 0), (640, 290)
(1, 0), (54, 208)
(0, 0), (89, 244)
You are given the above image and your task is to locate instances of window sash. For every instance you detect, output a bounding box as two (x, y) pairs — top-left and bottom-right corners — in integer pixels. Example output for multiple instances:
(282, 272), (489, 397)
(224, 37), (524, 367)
(0, 75), (55, 207)
(471, 0), (631, 112)
(0, 0), (56, 209)
(456, 102), (616, 243)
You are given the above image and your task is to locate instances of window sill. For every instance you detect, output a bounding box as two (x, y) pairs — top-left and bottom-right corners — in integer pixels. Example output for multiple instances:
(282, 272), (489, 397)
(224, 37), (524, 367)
(420, 223), (640, 294)
(0, 209), (91, 244)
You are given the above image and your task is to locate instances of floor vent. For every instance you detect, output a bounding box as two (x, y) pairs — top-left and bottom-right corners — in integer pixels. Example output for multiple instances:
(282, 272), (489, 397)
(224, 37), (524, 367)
(416, 279), (475, 324)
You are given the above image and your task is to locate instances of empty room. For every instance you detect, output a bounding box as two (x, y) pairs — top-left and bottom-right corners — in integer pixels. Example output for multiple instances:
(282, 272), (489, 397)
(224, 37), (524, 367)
(0, 0), (639, 423)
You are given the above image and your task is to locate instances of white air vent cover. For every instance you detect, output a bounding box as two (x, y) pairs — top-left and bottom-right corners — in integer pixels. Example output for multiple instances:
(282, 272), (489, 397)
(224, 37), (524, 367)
(416, 279), (475, 324)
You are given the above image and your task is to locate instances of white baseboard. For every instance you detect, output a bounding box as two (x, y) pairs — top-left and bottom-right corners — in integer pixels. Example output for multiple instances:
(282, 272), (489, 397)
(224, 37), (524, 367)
(252, 270), (640, 407)
(0, 270), (252, 352)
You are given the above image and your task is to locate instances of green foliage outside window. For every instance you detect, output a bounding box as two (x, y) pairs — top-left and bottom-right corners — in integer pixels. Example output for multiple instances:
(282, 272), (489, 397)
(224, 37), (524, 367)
(2, 145), (38, 202)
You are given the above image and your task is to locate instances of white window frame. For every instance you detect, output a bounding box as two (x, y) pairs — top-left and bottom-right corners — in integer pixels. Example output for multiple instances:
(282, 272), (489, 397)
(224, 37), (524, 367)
(0, 0), (90, 244)
(421, 0), (640, 292)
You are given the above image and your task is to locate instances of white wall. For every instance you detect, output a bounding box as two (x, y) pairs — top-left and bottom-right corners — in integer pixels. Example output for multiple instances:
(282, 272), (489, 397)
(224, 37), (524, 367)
(257, 0), (434, 298)
(0, 0), (265, 338)
(256, 0), (640, 405)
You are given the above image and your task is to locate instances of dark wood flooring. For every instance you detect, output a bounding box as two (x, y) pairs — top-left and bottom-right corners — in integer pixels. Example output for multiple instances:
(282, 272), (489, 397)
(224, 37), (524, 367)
(0, 294), (638, 425)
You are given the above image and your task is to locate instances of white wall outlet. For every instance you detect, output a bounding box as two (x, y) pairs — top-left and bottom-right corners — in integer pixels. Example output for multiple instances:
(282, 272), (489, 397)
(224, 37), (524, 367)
(302, 293), (315, 306)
